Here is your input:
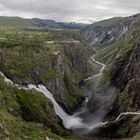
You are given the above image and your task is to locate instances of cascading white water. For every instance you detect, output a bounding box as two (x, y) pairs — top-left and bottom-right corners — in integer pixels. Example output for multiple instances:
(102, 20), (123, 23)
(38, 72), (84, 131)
(27, 84), (88, 129)
(0, 68), (108, 131)
(0, 53), (140, 132)
(0, 71), (96, 130)
(27, 84), (108, 131)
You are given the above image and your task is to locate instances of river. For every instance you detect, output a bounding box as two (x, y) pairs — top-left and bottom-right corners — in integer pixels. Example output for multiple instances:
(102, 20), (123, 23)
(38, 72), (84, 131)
(0, 53), (140, 138)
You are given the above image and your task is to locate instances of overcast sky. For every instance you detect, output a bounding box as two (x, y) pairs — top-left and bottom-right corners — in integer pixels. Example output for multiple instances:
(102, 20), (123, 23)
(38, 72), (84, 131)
(0, 0), (139, 23)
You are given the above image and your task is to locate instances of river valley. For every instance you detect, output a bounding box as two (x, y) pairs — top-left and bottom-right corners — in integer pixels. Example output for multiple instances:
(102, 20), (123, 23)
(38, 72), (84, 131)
(0, 50), (140, 140)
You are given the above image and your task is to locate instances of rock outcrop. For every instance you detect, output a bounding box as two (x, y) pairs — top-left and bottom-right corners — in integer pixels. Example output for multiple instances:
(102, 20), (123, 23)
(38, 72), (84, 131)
(42, 42), (94, 112)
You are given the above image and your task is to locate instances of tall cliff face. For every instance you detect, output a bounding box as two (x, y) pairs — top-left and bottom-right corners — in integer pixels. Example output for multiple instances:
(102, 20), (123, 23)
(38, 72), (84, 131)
(82, 14), (140, 48)
(109, 38), (140, 113)
(44, 42), (95, 112)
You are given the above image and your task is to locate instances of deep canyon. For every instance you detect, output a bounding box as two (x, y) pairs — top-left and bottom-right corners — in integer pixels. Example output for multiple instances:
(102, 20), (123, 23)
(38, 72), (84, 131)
(0, 13), (140, 140)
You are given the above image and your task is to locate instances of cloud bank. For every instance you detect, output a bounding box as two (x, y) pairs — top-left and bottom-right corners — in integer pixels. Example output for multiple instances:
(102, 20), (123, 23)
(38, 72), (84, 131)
(0, 0), (139, 23)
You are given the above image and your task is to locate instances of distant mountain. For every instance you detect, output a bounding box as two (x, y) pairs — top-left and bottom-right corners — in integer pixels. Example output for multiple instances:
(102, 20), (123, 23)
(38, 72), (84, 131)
(82, 14), (140, 47)
(82, 13), (140, 63)
(58, 22), (86, 29)
(0, 16), (86, 29)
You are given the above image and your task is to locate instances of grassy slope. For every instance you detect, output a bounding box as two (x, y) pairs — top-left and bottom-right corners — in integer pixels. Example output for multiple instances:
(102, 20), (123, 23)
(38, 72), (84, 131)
(91, 17), (123, 28)
(0, 16), (62, 28)
(0, 17), (32, 27)
(0, 16), (84, 29)
(95, 38), (128, 64)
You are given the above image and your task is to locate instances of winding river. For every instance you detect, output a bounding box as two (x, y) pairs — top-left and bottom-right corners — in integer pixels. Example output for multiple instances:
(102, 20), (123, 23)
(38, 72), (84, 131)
(0, 53), (140, 135)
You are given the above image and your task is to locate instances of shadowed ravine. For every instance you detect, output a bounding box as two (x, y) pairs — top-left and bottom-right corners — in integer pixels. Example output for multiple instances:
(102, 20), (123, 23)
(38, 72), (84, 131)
(0, 53), (140, 138)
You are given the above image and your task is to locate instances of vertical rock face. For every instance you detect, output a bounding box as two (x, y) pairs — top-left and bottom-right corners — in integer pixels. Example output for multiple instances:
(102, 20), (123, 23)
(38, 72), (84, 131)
(46, 42), (95, 112)
(63, 42), (90, 78)
(82, 14), (140, 46)
(109, 41), (140, 113)
(110, 42), (140, 91)
(45, 50), (67, 109)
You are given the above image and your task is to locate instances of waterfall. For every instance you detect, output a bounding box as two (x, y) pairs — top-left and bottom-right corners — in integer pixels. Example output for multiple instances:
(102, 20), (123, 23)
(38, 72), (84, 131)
(0, 71), (92, 129)
(0, 54), (140, 133)
(27, 84), (88, 129)
(0, 70), (107, 131)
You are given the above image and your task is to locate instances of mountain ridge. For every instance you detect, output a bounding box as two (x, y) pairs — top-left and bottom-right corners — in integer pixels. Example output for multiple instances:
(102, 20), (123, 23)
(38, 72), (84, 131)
(82, 13), (140, 47)
(0, 16), (86, 29)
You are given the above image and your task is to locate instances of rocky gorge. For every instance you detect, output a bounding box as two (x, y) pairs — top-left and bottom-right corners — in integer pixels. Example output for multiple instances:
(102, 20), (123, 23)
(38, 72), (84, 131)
(0, 13), (140, 140)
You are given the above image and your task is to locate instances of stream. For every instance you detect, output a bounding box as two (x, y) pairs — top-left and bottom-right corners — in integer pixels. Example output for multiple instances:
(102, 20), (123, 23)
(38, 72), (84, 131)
(0, 54), (140, 137)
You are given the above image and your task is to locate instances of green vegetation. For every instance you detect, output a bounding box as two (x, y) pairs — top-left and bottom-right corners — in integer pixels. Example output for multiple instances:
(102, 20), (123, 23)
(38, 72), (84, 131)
(95, 40), (124, 63)
(0, 25), (94, 139)
(0, 25), (92, 140)
(0, 16), (84, 29)
(0, 26), (91, 110)
(64, 55), (84, 108)
(0, 16), (32, 27)
(15, 89), (67, 135)
(94, 33), (134, 64)
(0, 71), (78, 140)
(133, 132), (140, 140)
(91, 17), (123, 28)
(0, 109), (62, 140)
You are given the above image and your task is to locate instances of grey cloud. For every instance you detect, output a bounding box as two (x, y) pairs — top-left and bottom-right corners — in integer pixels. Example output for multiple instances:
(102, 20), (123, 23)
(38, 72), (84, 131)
(0, 0), (139, 23)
